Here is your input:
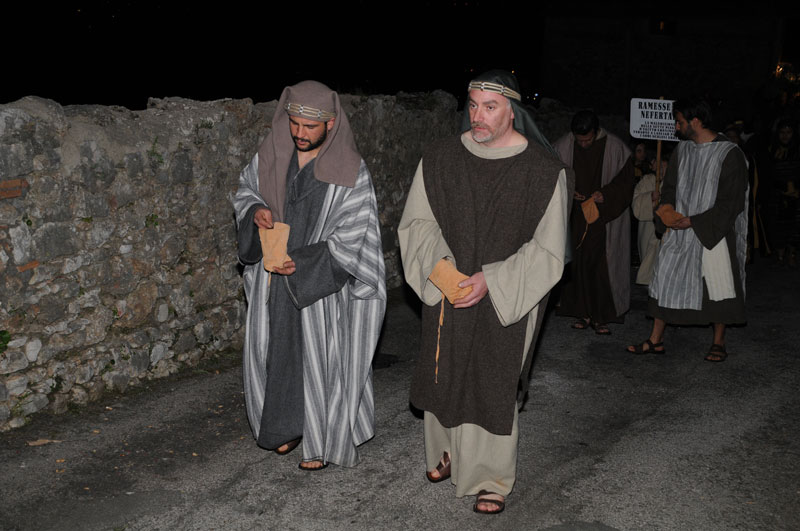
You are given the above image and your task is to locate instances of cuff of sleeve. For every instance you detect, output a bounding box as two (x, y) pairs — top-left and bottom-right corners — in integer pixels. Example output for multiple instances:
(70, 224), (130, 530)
(482, 261), (511, 327)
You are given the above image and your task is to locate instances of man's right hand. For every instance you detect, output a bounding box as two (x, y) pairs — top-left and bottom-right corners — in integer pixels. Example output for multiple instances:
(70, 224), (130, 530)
(254, 207), (274, 229)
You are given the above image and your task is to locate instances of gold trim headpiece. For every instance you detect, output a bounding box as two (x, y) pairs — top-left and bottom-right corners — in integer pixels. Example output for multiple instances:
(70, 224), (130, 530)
(467, 81), (521, 102)
(285, 102), (336, 121)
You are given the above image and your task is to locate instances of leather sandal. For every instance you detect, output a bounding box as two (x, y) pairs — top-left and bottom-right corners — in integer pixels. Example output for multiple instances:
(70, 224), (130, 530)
(704, 343), (728, 362)
(626, 339), (665, 355)
(592, 322), (611, 335)
(275, 437), (301, 455)
(426, 452), (451, 483)
(571, 318), (591, 330)
(298, 460), (328, 471)
(473, 490), (505, 514)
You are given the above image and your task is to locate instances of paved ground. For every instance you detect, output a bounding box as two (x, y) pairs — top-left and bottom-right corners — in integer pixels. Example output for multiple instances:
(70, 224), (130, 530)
(1, 258), (799, 531)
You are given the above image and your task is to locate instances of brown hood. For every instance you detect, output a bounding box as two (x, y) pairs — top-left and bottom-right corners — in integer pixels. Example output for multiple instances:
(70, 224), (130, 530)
(256, 80), (361, 222)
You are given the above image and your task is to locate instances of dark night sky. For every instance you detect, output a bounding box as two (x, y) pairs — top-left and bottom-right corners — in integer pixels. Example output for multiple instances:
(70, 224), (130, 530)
(4, 2), (548, 110)
(4, 3), (798, 111)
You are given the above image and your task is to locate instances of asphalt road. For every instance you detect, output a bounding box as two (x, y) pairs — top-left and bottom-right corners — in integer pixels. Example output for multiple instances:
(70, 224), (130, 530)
(1, 258), (798, 531)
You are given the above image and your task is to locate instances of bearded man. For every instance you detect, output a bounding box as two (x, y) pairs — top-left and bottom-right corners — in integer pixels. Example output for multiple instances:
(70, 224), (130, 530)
(233, 81), (386, 469)
(553, 110), (634, 335)
(627, 97), (748, 361)
(399, 70), (572, 514)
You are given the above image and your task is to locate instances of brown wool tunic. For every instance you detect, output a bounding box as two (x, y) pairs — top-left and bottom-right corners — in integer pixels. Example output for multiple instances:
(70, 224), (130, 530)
(557, 136), (635, 324)
(409, 135), (566, 435)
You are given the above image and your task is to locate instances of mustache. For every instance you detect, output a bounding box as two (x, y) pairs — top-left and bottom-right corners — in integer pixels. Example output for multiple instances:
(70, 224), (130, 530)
(471, 122), (487, 129)
(292, 136), (310, 143)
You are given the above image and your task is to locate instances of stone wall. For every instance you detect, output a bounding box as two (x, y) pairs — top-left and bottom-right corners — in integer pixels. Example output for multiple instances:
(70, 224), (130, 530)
(0, 92), (459, 430)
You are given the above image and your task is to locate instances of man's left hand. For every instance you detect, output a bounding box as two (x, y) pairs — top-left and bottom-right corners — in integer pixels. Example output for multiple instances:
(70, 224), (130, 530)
(273, 260), (296, 275)
(453, 271), (488, 308)
(591, 190), (604, 203)
(673, 216), (692, 230)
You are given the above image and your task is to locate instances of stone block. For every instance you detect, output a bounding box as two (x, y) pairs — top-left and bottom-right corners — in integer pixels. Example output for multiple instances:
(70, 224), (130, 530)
(16, 392), (48, 416)
(104, 371), (130, 392)
(116, 280), (158, 328)
(0, 350), (28, 375)
(33, 223), (80, 261)
(70, 385), (88, 405)
(156, 303), (169, 323)
(150, 343), (168, 365)
(74, 364), (94, 385)
(130, 351), (150, 374)
(5, 374), (29, 396)
(24, 338), (42, 363)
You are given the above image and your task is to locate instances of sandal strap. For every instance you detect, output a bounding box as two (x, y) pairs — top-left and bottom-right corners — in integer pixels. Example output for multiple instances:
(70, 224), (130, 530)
(474, 490), (505, 512)
(628, 339), (665, 354)
(436, 454), (450, 473)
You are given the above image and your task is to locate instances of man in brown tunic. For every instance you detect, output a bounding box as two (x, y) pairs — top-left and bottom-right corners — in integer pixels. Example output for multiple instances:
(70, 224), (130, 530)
(553, 110), (634, 334)
(398, 70), (572, 514)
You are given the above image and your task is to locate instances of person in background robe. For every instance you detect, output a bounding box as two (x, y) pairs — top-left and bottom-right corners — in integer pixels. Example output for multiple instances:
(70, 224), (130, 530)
(632, 140), (649, 181)
(398, 70), (572, 514)
(233, 81), (386, 470)
(764, 116), (800, 267)
(632, 155), (670, 285)
(627, 97), (748, 361)
(553, 110), (634, 335)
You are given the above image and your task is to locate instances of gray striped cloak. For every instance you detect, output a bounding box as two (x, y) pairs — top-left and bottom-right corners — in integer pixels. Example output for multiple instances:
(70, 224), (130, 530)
(649, 139), (748, 310)
(233, 153), (386, 467)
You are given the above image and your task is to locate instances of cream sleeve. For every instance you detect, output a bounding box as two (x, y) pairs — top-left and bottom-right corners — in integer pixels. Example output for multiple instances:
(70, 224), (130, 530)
(397, 160), (456, 306)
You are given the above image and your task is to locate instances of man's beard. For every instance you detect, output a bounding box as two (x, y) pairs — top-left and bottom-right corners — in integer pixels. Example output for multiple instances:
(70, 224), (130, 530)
(470, 122), (494, 143)
(676, 123), (694, 141)
(293, 126), (328, 152)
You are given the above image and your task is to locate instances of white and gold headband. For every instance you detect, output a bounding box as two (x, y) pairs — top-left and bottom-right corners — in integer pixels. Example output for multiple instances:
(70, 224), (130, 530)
(467, 81), (521, 102)
(285, 102), (336, 121)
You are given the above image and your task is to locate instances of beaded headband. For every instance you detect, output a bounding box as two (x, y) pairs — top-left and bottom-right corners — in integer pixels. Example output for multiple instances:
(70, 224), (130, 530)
(467, 81), (521, 102)
(285, 102), (336, 121)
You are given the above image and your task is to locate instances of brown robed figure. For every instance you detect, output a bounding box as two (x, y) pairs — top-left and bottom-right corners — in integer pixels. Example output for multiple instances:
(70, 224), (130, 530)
(412, 135), (564, 435)
(399, 70), (573, 514)
(553, 110), (634, 334)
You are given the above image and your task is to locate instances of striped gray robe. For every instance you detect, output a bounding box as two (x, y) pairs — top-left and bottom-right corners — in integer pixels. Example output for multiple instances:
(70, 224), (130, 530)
(649, 140), (748, 310)
(233, 153), (386, 467)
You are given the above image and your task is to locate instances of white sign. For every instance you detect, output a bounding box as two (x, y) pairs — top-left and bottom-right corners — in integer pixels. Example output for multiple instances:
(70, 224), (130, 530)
(630, 98), (678, 141)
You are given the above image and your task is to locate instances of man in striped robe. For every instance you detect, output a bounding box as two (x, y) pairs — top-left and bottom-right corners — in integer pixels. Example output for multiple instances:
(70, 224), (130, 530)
(233, 81), (386, 469)
(627, 98), (748, 362)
